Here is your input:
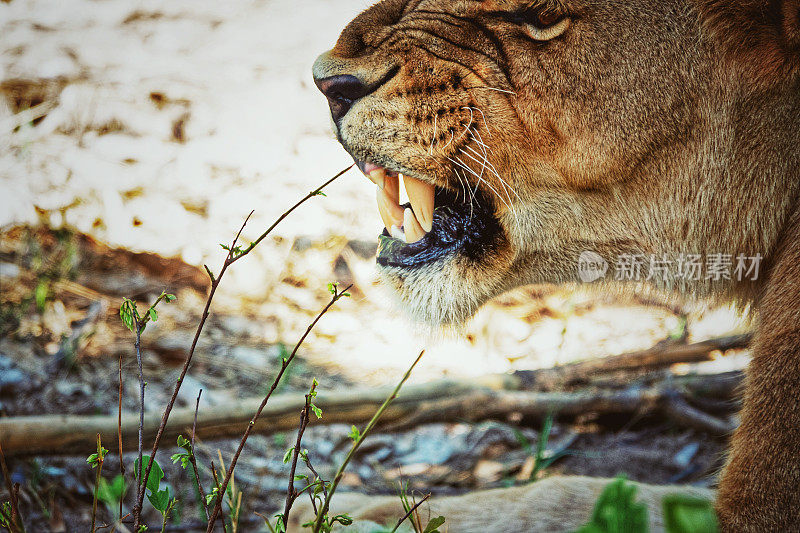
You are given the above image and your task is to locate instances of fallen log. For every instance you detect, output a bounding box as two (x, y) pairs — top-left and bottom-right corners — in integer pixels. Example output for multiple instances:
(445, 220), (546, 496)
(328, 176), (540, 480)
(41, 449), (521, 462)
(0, 371), (742, 457)
(518, 333), (751, 389)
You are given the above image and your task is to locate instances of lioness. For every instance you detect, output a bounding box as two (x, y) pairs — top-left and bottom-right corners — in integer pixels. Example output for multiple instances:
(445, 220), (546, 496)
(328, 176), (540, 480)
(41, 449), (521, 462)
(299, 0), (800, 531)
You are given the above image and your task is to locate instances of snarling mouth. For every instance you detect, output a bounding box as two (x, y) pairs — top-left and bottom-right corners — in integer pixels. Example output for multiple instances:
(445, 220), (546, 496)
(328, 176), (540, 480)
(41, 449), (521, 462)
(353, 159), (502, 269)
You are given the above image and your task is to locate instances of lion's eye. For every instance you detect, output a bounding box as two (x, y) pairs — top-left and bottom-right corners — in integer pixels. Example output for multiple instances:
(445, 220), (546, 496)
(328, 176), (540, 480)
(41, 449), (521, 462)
(517, 8), (571, 41)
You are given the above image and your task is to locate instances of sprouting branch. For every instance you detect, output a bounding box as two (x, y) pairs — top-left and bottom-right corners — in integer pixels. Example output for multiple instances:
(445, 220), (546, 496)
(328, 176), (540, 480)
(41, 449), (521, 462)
(131, 166), (351, 530)
(311, 350), (425, 533)
(206, 284), (353, 531)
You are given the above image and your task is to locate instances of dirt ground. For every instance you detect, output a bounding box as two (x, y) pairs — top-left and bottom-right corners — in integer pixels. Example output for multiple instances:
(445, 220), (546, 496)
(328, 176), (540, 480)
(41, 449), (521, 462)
(0, 1), (750, 531)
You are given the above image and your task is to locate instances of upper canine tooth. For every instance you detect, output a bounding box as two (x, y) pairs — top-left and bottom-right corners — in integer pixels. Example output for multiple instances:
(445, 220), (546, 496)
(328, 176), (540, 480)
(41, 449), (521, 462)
(403, 207), (426, 244)
(384, 173), (400, 203)
(402, 174), (434, 233)
(368, 168), (386, 189)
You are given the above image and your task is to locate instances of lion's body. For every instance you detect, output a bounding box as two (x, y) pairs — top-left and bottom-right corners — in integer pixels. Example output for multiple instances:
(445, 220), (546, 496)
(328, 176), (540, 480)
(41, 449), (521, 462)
(289, 477), (714, 532)
(308, 0), (800, 530)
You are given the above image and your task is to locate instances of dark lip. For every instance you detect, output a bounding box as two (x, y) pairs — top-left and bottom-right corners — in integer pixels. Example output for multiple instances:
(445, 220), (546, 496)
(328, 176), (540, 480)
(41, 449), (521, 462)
(347, 152), (503, 269)
(376, 187), (503, 269)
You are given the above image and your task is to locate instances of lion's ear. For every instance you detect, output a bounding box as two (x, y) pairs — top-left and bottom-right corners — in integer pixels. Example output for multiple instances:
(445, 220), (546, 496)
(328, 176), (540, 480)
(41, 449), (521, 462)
(701, 0), (800, 82)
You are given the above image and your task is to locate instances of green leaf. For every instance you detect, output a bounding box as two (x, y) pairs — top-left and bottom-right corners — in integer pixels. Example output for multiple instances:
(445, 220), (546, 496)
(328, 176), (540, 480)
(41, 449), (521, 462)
(1, 501), (13, 526)
(423, 516), (446, 533)
(170, 452), (190, 469)
(177, 435), (190, 449)
(164, 293), (176, 302)
(574, 477), (649, 533)
(98, 475), (127, 506)
(311, 403), (323, 419)
(205, 487), (220, 507)
(119, 302), (135, 332)
(148, 307), (157, 322)
(35, 280), (49, 311)
(283, 446), (295, 464)
(332, 514), (353, 526)
(327, 282), (336, 295)
(313, 191), (327, 197)
(348, 425), (361, 442)
(663, 494), (718, 533)
(87, 447), (108, 468)
(135, 455), (164, 494)
(147, 487), (171, 512)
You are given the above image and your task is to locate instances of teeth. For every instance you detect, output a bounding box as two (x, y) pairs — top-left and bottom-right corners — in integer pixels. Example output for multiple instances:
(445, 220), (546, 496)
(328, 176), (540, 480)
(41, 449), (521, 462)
(403, 208), (427, 244)
(402, 174), (435, 232)
(368, 168), (385, 190)
(370, 165), (433, 243)
(383, 173), (400, 203)
(377, 186), (404, 232)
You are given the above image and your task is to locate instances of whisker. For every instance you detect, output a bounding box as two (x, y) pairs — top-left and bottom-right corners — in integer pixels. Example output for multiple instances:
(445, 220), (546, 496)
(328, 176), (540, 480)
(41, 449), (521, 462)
(442, 130), (455, 150)
(463, 143), (518, 206)
(471, 129), (522, 204)
(429, 114), (438, 156)
(451, 155), (513, 213)
(463, 85), (517, 96)
(464, 106), (491, 133)
(454, 110), (474, 144)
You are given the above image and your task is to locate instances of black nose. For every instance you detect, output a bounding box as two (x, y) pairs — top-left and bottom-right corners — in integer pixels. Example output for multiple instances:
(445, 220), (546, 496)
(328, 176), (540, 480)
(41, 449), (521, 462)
(314, 74), (370, 122)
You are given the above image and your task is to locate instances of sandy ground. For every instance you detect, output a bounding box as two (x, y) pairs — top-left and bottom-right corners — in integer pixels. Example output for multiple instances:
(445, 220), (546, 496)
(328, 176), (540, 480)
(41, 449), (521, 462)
(0, 0), (751, 385)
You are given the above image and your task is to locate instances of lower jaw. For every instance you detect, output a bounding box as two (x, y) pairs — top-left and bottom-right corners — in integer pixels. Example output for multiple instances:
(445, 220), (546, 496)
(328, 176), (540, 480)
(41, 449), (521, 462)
(375, 196), (504, 270)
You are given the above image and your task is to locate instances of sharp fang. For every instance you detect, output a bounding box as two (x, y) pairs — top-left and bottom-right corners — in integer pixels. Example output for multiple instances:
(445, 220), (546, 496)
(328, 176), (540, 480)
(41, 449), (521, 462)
(402, 174), (434, 233)
(377, 186), (404, 232)
(403, 208), (426, 243)
(384, 173), (400, 203)
(368, 168), (386, 189)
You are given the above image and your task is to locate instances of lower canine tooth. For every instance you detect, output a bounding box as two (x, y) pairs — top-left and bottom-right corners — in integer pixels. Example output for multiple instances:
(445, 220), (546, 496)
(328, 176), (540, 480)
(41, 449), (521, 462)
(403, 208), (426, 244)
(390, 225), (404, 240)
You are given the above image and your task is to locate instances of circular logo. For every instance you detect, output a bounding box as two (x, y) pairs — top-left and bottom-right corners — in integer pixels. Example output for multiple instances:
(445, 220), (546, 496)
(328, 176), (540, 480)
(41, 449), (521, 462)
(577, 251), (608, 283)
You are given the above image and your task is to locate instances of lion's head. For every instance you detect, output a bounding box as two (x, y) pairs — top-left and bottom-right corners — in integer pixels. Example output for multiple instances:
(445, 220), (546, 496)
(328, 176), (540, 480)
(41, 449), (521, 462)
(313, 0), (800, 325)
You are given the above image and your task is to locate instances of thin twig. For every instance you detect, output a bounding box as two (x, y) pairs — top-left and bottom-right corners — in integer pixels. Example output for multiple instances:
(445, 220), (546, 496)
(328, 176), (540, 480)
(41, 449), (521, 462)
(117, 350), (125, 521)
(392, 493), (431, 533)
(206, 285), (353, 531)
(303, 456), (327, 516)
(209, 463), (228, 533)
(189, 391), (209, 520)
(133, 320), (146, 525)
(311, 350), (425, 533)
(281, 382), (315, 528)
(132, 166), (350, 528)
(229, 166), (353, 262)
(91, 434), (105, 533)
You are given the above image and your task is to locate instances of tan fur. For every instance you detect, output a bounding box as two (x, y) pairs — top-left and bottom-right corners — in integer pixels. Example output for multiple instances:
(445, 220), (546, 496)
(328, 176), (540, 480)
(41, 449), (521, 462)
(288, 477), (714, 532)
(311, 0), (800, 530)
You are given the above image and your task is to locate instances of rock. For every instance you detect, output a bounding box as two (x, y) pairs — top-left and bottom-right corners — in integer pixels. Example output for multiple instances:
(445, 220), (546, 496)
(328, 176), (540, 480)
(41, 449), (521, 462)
(172, 373), (226, 407)
(229, 345), (279, 368)
(0, 354), (30, 396)
(0, 262), (20, 279)
(673, 442), (701, 468)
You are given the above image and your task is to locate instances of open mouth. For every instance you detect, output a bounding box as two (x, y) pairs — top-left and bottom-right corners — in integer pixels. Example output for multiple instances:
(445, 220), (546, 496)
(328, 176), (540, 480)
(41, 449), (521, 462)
(354, 159), (501, 269)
